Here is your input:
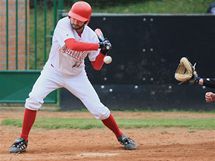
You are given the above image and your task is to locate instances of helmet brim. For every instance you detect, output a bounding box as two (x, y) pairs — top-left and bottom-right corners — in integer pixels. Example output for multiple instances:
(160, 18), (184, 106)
(68, 11), (88, 22)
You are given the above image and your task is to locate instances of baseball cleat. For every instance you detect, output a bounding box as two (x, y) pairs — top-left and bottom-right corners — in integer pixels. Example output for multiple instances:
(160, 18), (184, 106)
(9, 138), (28, 153)
(118, 135), (137, 150)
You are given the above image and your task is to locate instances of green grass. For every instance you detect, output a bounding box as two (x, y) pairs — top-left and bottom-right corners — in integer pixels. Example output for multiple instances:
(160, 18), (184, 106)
(2, 117), (215, 130)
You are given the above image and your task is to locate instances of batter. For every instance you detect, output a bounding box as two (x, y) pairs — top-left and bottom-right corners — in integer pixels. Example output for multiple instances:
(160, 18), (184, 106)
(9, 1), (137, 153)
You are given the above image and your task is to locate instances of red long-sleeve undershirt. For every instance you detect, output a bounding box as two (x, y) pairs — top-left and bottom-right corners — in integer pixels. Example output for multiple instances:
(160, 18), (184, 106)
(64, 38), (99, 51)
(64, 38), (105, 70)
(91, 53), (105, 70)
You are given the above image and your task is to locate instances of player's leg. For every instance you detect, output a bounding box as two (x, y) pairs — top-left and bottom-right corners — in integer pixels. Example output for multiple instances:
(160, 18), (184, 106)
(64, 72), (137, 150)
(9, 66), (63, 153)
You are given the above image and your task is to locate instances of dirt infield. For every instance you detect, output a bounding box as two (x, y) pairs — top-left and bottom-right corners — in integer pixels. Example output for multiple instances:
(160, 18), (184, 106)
(1, 108), (215, 161)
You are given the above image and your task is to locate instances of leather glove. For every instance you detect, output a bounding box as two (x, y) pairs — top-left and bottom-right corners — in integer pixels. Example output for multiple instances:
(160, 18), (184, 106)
(175, 57), (199, 84)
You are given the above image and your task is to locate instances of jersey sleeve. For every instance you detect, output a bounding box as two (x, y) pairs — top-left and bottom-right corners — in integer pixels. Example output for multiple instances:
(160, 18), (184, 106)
(53, 19), (75, 47)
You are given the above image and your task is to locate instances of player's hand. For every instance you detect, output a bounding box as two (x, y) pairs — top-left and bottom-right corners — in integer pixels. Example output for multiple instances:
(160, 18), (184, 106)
(205, 92), (215, 103)
(99, 39), (112, 54)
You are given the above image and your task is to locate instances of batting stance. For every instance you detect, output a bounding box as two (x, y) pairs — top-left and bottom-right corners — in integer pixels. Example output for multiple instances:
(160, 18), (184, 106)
(175, 57), (215, 102)
(9, 1), (137, 153)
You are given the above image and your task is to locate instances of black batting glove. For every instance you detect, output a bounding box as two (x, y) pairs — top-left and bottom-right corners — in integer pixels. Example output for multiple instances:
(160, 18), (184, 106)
(99, 39), (112, 54)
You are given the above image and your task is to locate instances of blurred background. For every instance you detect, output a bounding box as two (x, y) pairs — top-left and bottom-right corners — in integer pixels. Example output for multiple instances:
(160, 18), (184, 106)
(1, 0), (215, 110)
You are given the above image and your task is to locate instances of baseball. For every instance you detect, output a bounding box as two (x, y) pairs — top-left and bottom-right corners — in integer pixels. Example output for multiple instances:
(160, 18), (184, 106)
(103, 56), (112, 64)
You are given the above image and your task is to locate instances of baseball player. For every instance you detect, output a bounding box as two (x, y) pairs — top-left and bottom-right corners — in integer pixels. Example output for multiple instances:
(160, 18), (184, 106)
(175, 57), (215, 103)
(9, 1), (137, 153)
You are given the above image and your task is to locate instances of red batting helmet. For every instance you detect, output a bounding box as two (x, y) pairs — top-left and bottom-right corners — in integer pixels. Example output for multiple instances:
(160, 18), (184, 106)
(68, 1), (92, 22)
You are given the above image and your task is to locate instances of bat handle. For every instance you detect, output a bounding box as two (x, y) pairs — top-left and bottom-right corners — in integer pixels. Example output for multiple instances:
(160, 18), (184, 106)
(98, 38), (104, 42)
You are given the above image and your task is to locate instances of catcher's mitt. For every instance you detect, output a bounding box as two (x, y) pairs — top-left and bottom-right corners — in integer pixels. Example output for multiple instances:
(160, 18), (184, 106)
(174, 57), (198, 83)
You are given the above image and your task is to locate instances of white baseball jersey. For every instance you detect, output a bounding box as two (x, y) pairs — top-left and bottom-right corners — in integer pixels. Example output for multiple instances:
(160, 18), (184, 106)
(47, 17), (100, 75)
(25, 17), (110, 120)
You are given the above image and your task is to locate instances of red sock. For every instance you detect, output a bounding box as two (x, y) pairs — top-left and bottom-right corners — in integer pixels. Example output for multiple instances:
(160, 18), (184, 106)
(102, 114), (123, 138)
(20, 108), (37, 141)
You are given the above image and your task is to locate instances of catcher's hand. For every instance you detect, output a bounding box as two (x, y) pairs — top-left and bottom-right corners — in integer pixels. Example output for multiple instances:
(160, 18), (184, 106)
(174, 57), (198, 84)
(205, 92), (215, 103)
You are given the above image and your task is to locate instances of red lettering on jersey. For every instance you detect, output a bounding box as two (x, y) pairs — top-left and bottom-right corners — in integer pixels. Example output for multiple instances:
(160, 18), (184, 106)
(59, 45), (88, 62)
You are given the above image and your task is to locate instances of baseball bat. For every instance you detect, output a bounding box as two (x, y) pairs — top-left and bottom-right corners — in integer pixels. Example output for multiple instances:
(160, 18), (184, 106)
(95, 28), (105, 41)
(95, 28), (110, 50)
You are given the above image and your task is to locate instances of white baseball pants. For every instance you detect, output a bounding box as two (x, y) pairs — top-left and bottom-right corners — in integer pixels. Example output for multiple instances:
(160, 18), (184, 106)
(25, 64), (110, 120)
